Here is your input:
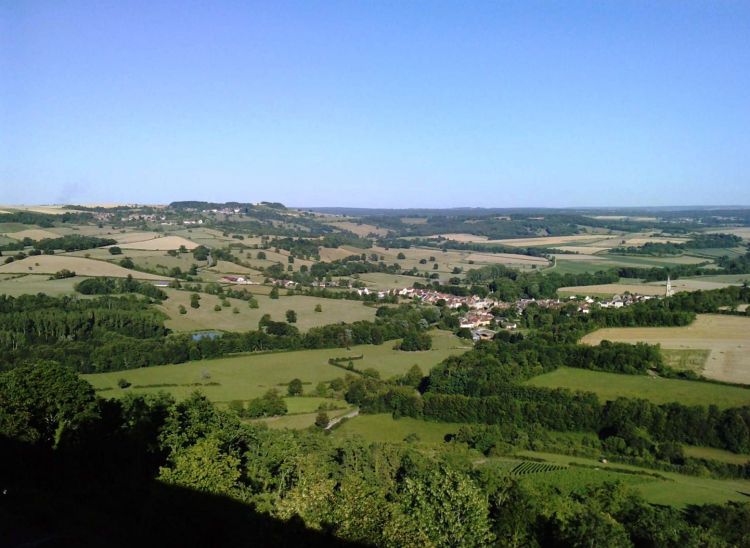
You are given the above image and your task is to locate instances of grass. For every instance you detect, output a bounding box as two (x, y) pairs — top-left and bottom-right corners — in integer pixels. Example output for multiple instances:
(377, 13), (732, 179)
(157, 288), (378, 332)
(580, 315), (750, 385)
(683, 446), (750, 465)
(84, 330), (470, 402)
(0, 255), (169, 280)
(0, 273), (82, 297)
(662, 349), (710, 374)
(513, 450), (750, 507)
(257, 406), (355, 430)
(525, 367), (750, 408)
(331, 413), (465, 445)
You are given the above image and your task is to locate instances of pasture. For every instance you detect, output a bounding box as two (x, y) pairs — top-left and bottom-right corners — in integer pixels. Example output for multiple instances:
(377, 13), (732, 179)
(157, 288), (378, 332)
(0, 273), (81, 297)
(524, 367), (750, 408)
(83, 330), (470, 402)
(581, 315), (750, 384)
(0, 255), (170, 280)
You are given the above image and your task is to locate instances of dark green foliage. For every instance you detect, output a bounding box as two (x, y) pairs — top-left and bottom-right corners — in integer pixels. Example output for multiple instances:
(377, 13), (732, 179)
(315, 411), (329, 428)
(50, 268), (76, 279)
(245, 389), (287, 417)
(398, 331), (432, 351)
(75, 275), (167, 300)
(33, 234), (117, 252)
(287, 378), (303, 396)
(109, 246), (123, 255)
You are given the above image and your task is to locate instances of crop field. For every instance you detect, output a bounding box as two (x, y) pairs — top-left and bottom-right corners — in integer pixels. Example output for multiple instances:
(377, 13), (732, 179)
(84, 330), (469, 401)
(117, 235), (199, 250)
(158, 288), (378, 332)
(0, 255), (170, 280)
(581, 315), (750, 384)
(5, 228), (60, 240)
(494, 235), (622, 247)
(513, 451), (750, 507)
(0, 273), (82, 296)
(325, 220), (388, 237)
(524, 367), (750, 408)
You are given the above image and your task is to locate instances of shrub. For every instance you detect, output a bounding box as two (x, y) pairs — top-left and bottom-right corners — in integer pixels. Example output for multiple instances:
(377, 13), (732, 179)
(117, 378), (131, 389)
(287, 378), (303, 396)
(109, 246), (122, 255)
(315, 412), (330, 429)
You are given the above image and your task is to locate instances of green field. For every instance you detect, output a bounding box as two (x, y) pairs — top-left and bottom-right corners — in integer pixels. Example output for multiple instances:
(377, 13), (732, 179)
(0, 273), (82, 297)
(513, 451), (750, 507)
(525, 367), (750, 408)
(331, 413), (465, 445)
(333, 414), (750, 507)
(257, 406), (355, 430)
(157, 288), (378, 332)
(683, 445), (750, 465)
(84, 330), (470, 401)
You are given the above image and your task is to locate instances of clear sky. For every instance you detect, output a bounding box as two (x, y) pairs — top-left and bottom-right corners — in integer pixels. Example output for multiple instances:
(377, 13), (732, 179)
(1, 1), (749, 208)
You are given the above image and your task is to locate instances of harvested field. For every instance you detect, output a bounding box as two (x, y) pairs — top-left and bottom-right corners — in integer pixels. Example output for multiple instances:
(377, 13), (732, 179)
(496, 235), (620, 247)
(328, 221), (387, 237)
(580, 315), (750, 384)
(706, 227), (750, 240)
(111, 232), (162, 244)
(558, 283), (669, 296)
(0, 273), (81, 296)
(5, 228), (60, 240)
(117, 235), (198, 250)
(437, 233), (489, 242)
(0, 255), (169, 280)
(464, 252), (548, 266)
(318, 246), (359, 262)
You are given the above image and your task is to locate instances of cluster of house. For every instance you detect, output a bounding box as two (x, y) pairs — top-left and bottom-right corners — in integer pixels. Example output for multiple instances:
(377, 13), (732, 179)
(221, 275), (257, 285)
(203, 207), (242, 215)
(571, 293), (655, 314)
(120, 213), (166, 222)
(396, 287), (493, 310)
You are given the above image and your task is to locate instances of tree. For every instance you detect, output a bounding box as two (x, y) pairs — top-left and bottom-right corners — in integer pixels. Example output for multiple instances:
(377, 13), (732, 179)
(257, 251), (267, 259)
(397, 252), (406, 260)
(248, 297), (259, 309)
(315, 411), (329, 428)
(108, 246), (122, 255)
(214, 304), (222, 312)
(286, 309), (297, 323)
(190, 293), (201, 308)
(119, 257), (135, 269)
(178, 304), (187, 314)
(159, 436), (241, 495)
(288, 378), (304, 396)
(314, 304), (322, 312)
(0, 362), (98, 447)
(269, 286), (279, 299)
(117, 378), (131, 389)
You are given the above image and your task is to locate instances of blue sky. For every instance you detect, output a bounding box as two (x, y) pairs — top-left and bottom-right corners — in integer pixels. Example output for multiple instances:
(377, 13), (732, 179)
(2, 1), (749, 207)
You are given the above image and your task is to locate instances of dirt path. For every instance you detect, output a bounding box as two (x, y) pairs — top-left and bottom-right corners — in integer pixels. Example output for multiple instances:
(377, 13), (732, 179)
(326, 408), (359, 430)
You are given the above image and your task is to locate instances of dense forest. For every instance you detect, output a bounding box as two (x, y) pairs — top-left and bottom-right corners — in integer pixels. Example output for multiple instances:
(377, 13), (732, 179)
(3, 363), (748, 546)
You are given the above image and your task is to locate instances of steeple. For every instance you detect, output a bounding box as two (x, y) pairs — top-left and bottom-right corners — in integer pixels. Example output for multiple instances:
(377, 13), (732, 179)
(665, 276), (674, 297)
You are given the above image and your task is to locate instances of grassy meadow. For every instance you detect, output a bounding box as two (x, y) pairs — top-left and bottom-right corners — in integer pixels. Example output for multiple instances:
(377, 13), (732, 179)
(83, 330), (470, 402)
(525, 367), (750, 408)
